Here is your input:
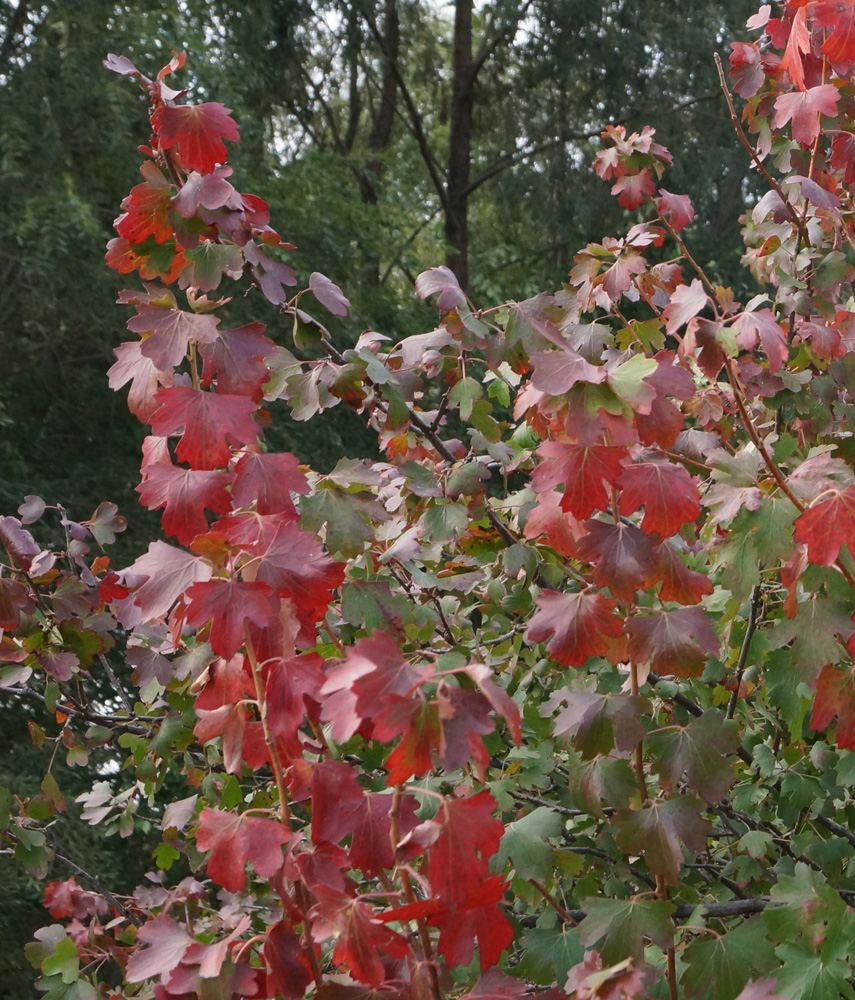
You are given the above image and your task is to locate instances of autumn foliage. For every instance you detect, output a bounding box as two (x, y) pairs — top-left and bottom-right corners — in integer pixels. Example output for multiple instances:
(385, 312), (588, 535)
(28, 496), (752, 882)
(9, 4), (855, 999)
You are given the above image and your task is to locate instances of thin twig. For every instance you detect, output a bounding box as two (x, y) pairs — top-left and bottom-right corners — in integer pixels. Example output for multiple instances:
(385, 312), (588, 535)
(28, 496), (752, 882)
(727, 585), (763, 719)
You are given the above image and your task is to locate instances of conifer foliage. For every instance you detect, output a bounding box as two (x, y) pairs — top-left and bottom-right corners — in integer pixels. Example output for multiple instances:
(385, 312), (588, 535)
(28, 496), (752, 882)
(8, 5), (855, 999)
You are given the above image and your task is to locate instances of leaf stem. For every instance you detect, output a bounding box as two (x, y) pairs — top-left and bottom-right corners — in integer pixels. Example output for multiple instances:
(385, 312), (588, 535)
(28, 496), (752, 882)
(243, 626), (291, 826)
(390, 785), (443, 1000)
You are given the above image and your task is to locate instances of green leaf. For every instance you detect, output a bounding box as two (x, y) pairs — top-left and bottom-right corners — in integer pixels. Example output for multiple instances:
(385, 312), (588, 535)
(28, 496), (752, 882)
(765, 649), (812, 736)
(420, 502), (469, 545)
(769, 598), (854, 683)
(764, 863), (855, 955)
(492, 806), (562, 880)
(470, 399), (502, 442)
(648, 710), (739, 802)
(774, 944), (855, 1000)
(449, 376), (483, 421)
(681, 917), (777, 1000)
(518, 925), (584, 986)
(607, 353), (658, 407)
(578, 897), (674, 963)
(301, 488), (381, 557)
(42, 937), (79, 984)
(0, 785), (11, 830)
(617, 318), (665, 351)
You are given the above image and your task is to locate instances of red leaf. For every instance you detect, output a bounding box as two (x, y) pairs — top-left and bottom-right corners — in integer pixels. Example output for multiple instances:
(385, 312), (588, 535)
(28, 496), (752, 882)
(531, 441), (628, 520)
(128, 305), (220, 372)
(185, 578), (280, 658)
(108, 341), (174, 421)
(0, 516), (41, 569)
(773, 85), (840, 145)
(529, 348), (605, 395)
(656, 189), (695, 231)
(527, 590), (625, 667)
(625, 608), (719, 677)
(263, 653), (326, 751)
(811, 664), (855, 749)
(196, 808), (290, 892)
(436, 685), (495, 777)
(779, 5), (809, 90)
(310, 760), (365, 844)
(199, 322), (276, 401)
(654, 542), (713, 606)
(815, 0), (855, 63)
(232, 451), (309, 516)
(263, 922), (314, 1000)
(663, 279), (708, 337)
(309, 887), (409, 986)
(831, 132), (855, 183)
(432, 876), (513, 972)
(430, 790), (504, 905)
(611, 170), (656, 209)
(794, 486), (855, 565)
(349, 792), (419, 876)
(152, 102), (240, 174)
(126, 914), (192, 983)
(238, 517), (345, 628)
(150, 386), (259, 470)
(523, 489), (585, 558)
(116, 161), (173, 245)
(194, 703), (247, 774)
(577, 521), (659, 604)
(137, 463), (233, 544)
(123, 540), (212, 623)
(732, 310), (788, 373)
(617, 461), (700, 537)
(321, 632), (428, 740)
(373, 697), (442, 784)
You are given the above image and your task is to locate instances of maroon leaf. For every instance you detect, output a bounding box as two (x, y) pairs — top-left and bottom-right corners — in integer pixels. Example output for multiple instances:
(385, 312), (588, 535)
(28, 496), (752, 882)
(196, 808), (290, 892)
(531, 441), (628, 520)
(615, 794), (712, 885)
(577, 520), (659, 604)
(527, 590), (625, 667)
(150, 386), (259, 470)
(199, 322), (276, 401)
(430, 790), (504, 905)
(263, 922), (314, 1000)
(625, 608), (719, 677)
(231, 451), (309, 516)
(136, 463), (233, 544)
(185, 578), (280, 658)
(529, 348), (605, 395)
(811, 664), (855, 750)
(309, 272), (351, 316)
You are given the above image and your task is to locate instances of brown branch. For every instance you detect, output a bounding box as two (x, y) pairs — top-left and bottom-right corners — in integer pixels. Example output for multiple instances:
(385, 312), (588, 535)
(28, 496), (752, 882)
(529, 878), (576, 925)
(243, 627), (290, 826)
(52, 850), (141, 927)
(726, 585), (763, 719)
(362, 8), (451, 216)
(391, 785), (443, 1000)
(713, 52), (809, 247)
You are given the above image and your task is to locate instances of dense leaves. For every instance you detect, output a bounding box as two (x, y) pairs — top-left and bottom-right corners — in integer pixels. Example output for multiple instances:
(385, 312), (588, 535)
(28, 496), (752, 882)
(8, 6), (855, 1000)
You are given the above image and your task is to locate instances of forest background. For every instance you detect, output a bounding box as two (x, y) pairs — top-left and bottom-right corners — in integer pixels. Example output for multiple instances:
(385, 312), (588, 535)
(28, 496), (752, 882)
(0, 0), (757, 995)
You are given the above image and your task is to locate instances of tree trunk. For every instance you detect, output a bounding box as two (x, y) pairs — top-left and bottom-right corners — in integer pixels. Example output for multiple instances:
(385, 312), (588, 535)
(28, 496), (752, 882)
(445, 0), (474, 291)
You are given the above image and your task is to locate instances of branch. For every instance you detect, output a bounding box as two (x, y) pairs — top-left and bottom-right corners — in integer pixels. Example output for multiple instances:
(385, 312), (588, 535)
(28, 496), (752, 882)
(10, 686), (154, 735)
(52, 850), (141, 927)
(362, 8), (451, 215)
(713, 52), (809, 248)
(727, 585), (763, 719)
(472, 0), (535, 75)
